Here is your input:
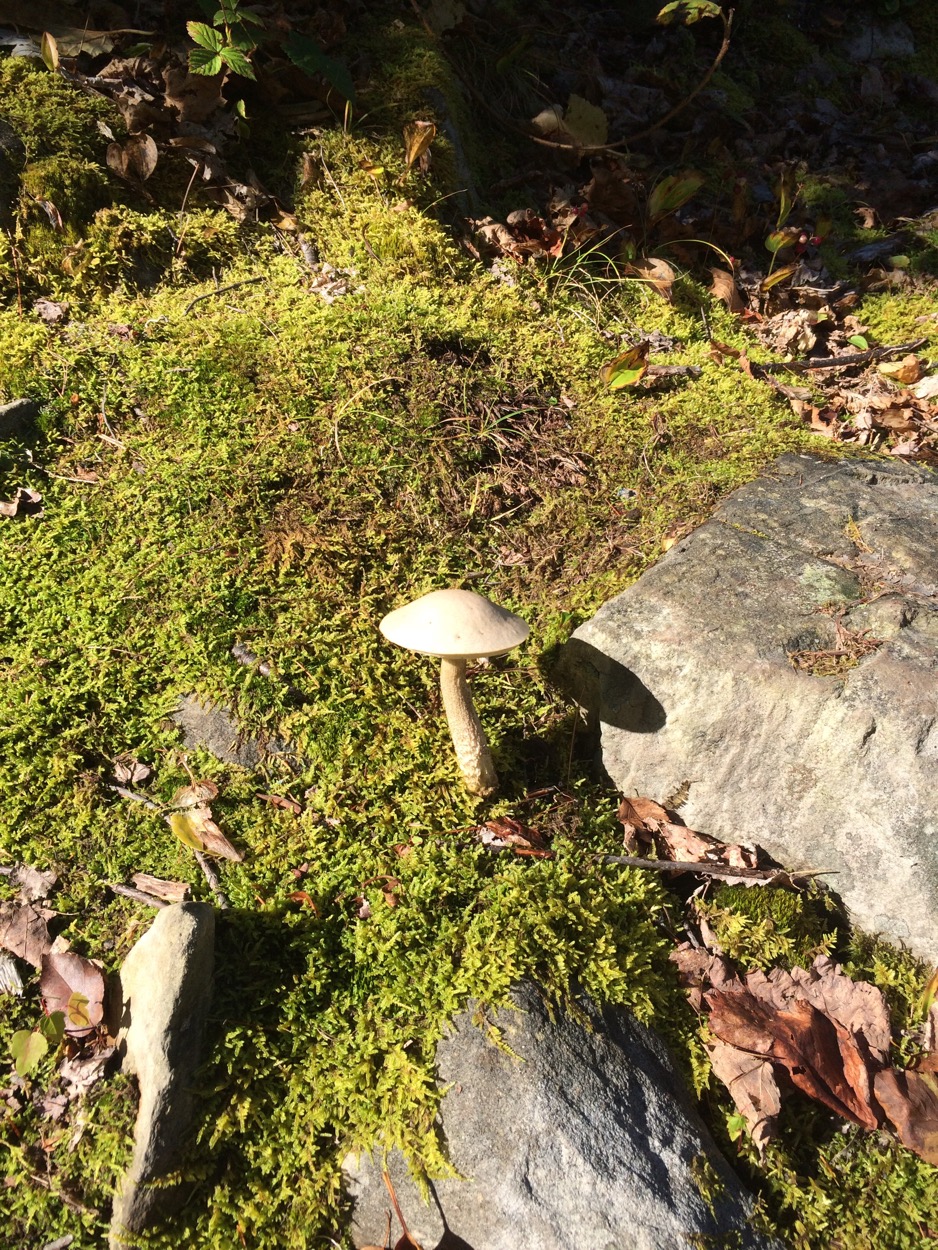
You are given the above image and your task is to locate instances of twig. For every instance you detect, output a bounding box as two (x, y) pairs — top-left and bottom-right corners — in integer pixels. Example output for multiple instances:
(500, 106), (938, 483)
(647, 365), (703, 379)
(108, 783), (161, 811)
(184, 277), (265, 315)
(107, 883), (169, 909)
(758, 338), (928, 375)
(598, 853), (829, 884)
(195, 851), (230, 910)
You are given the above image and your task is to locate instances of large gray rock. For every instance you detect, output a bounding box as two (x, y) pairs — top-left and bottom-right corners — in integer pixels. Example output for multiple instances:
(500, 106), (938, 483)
(344, 981), (771, 1250)
(561, 454), (938, 961)
(110, 903), (215, 1246)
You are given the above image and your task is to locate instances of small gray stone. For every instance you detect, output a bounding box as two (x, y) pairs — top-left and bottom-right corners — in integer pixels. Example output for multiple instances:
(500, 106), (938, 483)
(344, 981), (773, 1250)
(110, 903), (214, 1245)
(561, 454), (938, 961)
(0, 398), (40, 439)
(172, 693), (264, 768)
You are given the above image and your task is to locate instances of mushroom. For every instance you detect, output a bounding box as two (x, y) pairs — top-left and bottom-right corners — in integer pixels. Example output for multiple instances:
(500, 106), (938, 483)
(379, 588), (529, 797)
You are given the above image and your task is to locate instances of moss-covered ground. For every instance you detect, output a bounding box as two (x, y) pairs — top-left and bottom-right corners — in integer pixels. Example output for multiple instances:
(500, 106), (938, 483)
(1, 2), (937, 1246)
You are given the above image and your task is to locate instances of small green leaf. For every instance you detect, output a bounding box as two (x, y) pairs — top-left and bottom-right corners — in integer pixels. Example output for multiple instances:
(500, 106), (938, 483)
(847, 334), (869, 350)
(234, 98), (247, 118)
(647, 172), (704, 224)
(889, 255), (910, 269)
(283, 32), (356, 103)
(11, 1029), (47, 1077)
(220, 45), (256, 79)
(657, 0), (722, 26)
(39, 1011), (65, 1045)
(187, 21), (224, 51)
(188, 47), (224, 75)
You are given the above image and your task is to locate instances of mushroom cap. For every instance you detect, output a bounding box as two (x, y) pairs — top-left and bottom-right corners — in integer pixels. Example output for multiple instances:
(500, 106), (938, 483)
(380, 589), (529, 659)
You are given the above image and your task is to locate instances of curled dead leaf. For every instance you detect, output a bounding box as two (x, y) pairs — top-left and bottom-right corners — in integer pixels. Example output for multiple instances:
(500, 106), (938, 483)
(626, 257), (676, 302)
(709, 268), (744, 313)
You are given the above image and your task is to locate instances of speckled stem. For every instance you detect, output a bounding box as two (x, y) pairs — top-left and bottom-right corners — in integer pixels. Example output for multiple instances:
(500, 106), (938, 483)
(439, 657), (498, 797)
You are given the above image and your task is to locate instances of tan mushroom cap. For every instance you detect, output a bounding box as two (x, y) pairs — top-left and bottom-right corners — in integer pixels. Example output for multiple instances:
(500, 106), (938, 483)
(380, 588), (529, 659)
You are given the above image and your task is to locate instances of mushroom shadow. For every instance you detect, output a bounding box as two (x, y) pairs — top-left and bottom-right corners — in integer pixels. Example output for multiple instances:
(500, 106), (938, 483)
(549, 636), (667, 736)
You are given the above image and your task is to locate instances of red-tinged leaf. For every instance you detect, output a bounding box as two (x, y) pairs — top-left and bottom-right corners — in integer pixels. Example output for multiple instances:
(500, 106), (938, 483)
(40, 951), (105, 1037)
(647, 172), (704, 224)
(480, 816), (548, 850)
(874, 1067), (938, 1164)
(257, 791), (303, 815)
(760, 263), (799, 291)
(765, 229), (798, 254)
(599, 342), (650, 389)
(0, 900), (53, 968)
(287, 891), (320, 914)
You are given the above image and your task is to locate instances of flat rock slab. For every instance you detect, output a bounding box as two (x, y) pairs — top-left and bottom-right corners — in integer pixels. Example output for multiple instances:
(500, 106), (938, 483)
(172, 693), (295, 769)
(110, 903), (215, 1246)
(344, 981), (771, 1250)
(562, 454), (938, 961)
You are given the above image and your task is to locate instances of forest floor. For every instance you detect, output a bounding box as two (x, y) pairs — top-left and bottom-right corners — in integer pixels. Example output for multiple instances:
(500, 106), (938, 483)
(0, 1), (937, 1246)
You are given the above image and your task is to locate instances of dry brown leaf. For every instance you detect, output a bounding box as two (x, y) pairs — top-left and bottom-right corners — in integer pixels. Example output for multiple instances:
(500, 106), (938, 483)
(162, 64), (226, 124)
(40, 951), (106, 1036)
(402, 120), (436, 170)
(709, 268), (745, 313)
(131, 874), (190, 903)
(874, 1067), (938, 1165)
(0, 901), (53, 968)
(707, 1038), (781, 1154)
(11, 864), (57, 903)
(627, 257), (676, 302)
(878, 354), (925, 385)
(0, 487), (44, 518)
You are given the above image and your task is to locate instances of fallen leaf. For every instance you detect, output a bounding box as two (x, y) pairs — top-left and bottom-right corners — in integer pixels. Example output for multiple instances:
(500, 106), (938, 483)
(760, 263), (799, 291)
(256, 791), (303, 815)
(40, 952), (106, 1037)
(0, 487), (44, 518)
(286, 891), (320, 913)
(531, 94), (608, 148)
(11, 864), (57, 902)
(709, 269), (745, 313)
(113, 757), (151, 785)
(878, 354), (925, 385)
(60, 1046), (114, 1097)
(874, 1067), (938, 1165)
(627, 257), (676, 301)
(600, 342), (650, 389)
(707, 1037), (781, 1154)
(911, 375), (938, 402)
(162, 63), (225, 124)
(33, 298), (68, 323)
(0, 901), (53, 967)
(167, 809), (243, 861)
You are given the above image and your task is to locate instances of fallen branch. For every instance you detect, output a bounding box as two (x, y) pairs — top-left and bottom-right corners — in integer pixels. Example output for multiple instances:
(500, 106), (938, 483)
(758, 338), (928, 375)
(195, 851), (230, 910)
(599, 853), (828, 885)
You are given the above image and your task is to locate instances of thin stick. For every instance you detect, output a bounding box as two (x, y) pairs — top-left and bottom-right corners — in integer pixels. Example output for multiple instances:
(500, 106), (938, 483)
(598, 853), (830, 883)
(107, 883), (169, 909)
(184, 277), (265, 315)
(108, 783), (161, 811)
(195, 851), (230, 910)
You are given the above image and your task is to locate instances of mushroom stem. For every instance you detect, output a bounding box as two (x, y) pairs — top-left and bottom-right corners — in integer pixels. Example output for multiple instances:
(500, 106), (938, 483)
(439, 657), (498, 797)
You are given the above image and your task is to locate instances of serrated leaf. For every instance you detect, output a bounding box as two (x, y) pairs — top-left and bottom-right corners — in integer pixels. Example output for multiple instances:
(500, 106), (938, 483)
(220, 45), (256, 78)
(600, 343), (650, 389)
(657, 1), (722, 25)
(187, 21), (224, 51)
(283, 32), (356, 103)
(40, 31), (59, 73)
(11, 1029), (47, 1077)
(647, 172), (704, 224)
(760, 263), (798, 291)
(189, 47), (224, 75)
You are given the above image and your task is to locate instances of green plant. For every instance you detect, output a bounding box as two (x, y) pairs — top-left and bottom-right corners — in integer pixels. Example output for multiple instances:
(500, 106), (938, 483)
(10, 1010), (65, 1077)
(187, 0), (261, 80)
